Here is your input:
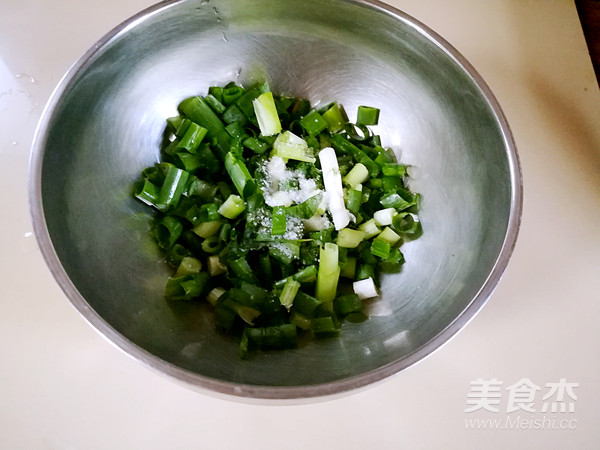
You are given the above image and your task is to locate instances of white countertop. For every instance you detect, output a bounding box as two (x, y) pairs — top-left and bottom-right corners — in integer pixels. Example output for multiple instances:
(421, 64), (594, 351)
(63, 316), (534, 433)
(1, 0), (599, 448)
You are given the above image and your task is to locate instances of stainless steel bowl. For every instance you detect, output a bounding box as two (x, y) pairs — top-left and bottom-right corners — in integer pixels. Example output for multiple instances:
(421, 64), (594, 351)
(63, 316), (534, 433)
(30, 0), (522, 400)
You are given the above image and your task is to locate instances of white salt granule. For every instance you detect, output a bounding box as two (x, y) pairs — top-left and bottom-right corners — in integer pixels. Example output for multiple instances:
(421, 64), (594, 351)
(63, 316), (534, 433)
(260, 156), (322, 208)
(283, 216), (304, 240)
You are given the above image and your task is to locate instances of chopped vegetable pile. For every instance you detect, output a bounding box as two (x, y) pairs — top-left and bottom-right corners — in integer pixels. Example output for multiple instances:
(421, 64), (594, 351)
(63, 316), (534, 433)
(134, 81), (422, 358)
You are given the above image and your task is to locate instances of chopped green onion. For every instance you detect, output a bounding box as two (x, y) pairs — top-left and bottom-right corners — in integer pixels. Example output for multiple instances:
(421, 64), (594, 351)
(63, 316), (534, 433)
(345, 188), (362, 217)
(296, 194), (322, 219)
(337, 228), (366, 248)
(186, 178), (217, 201)
(222, 104), (247, 125)
(156, 164), (190, 212)
(172, 151), (202, 172)
(392, 213), (422, 236)
(239, 329), (250, 359)
(204, 94), (226, 114)
(294, 264), (318, 282)
(292, 291), (321, 318)
(259, 253), (273, 285)
(319, 147), (351, 230)
(344, 123), (371, 141)
(222, 84), (246, 105)
(246, 324), (297, 349)
(322, 103), (346, 132)
(356, 106), (380, 126)
(224, 151), (256, 198)
(300, 110), (328, 137)
(177, 122), (207, 153)
(353, 277), (379, 300)
(175, 256), (202, 277)
(290, 312), (311, 330)
(208, 255), (227, 276)
(166, 243), (191, 268)
(208, 86), (223, 102)
(272, 131), (316, 163)
(243, 136), (270, 154)
(340, 256), (357, 279)
(274, 264), (318, 289)
(334, 294), (363, 317)
(358, 218), (380, 239)
(269, 241), (300, 265)
(343, 163), (369, 187)
(135, 179), (160, 207)
(225, 121), (248, 139)
(165, 272), (210, 300)
(193, 221), (221, 238)
(218, 223), (231, 242)
(206, 287), (226, 306)
(330, 134), (380, 177)
(199, 203), (221, 222)
(370, 238), (391, 259)
(233, 304), (261, 326)
(201, 235), (223, 254)
(280, 278), (301, 310)
(178, 96), (230, 158)
(230, 256), (258, 284)
(214, 300), (237, 331)
(377, 227), (401, 245)
(380, 192), (413, 211)
(253, 91), (281, 136)
(166, 115), (184, 134)
(373, 208), (397, 226)
(175, 118), (192, 138)
(271, 206), (287, 236)
(382, 163), (406, 177)
(154, 216), (183, 249)
(356, 263), (375, 281)
(310, 316), (339, 337)
(236, 84), (268, 122)
(135, 83), (423, 358)
(385, 247), (405, 264)
(316, 243), (340, 302)
(218, 194), (246, 219)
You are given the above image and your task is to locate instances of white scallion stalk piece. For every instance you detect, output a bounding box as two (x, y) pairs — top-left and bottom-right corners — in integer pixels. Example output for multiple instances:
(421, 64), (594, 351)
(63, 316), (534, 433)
(378, 227), (401, 245)
(337, 228), (366, 248)
(272, 131), (316, 163)
(175, 256), (202, 277)
(373, 208), (397, 226)
(353, 277), (379, 300)
(207, 255), (227, 277)
(290, 312), (311, 330)
(359, 218), (380, 239)
(193, 221), (221, 238)
(343, 163), (369, 187)
(218, 194), (246, 219)
(252, 91), (281, 136)
(206, 287), (226, 306)
(319, 147), (351, 230)
(232, 305), (261, 326)
(303, 214), (331, 231)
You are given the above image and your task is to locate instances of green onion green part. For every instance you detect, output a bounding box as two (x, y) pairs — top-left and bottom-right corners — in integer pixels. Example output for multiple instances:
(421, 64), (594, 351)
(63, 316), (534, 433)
(133, 81), (422, 358)
(356, 105), (380, 126)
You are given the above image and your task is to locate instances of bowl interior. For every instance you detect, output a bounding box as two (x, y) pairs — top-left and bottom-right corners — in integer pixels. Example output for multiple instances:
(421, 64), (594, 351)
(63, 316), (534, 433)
(33, 0), (519, 398)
